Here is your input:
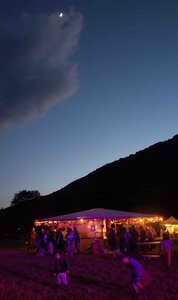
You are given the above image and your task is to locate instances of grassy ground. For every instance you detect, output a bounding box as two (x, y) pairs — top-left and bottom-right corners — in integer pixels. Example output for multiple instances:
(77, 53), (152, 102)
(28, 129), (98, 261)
(0, 240), (177, 300)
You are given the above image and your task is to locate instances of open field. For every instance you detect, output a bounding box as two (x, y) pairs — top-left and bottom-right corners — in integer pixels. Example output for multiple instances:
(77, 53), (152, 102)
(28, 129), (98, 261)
(0, 240), (178, 300)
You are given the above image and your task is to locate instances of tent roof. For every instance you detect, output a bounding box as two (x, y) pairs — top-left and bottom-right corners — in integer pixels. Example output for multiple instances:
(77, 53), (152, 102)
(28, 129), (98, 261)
(161, 216), (178, 225)
(37, 208), (158, 221)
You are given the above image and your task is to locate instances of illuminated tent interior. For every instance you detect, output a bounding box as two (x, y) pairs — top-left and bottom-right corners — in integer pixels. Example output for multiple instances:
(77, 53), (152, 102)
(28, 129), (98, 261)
(161, 216), (178, 235)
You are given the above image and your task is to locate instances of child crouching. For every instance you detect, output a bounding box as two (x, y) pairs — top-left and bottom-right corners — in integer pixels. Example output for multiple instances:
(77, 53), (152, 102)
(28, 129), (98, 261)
(122, 253), (151, 295)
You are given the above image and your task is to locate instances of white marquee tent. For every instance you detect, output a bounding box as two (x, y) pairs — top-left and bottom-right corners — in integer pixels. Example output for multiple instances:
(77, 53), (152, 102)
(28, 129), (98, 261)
(161, 216), (178, 225)
(35, 207), (160, 222)
(35, 208), (162, 251)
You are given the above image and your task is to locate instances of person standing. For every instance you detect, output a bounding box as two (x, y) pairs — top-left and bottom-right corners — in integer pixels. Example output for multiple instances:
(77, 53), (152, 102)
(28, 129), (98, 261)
(107, 224), (117, 258)
(30, 227), (37, 252)
(160, 232), (173, 267)
(47, 228), (55, 255)
(56, 228), (64, 252)
(53, 251), (69, 288)
(74, 227), (80, 255)
(37, 228), (47, 256)
(66, 228), (75, 257)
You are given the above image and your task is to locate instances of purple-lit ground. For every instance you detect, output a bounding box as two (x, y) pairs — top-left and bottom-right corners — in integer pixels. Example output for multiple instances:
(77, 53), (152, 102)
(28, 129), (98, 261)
(0, 241), (177, 299)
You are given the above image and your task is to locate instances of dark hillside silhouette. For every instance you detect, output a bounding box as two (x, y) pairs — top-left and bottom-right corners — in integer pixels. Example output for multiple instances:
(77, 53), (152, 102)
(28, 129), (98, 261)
(1, 134), (178, 234)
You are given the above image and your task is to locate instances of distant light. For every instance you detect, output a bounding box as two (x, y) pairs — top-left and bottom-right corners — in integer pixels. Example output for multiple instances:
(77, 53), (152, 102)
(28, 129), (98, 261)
(59, 12), (63, 18)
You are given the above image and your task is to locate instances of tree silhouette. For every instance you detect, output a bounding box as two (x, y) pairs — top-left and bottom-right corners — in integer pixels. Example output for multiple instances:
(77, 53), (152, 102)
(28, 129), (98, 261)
(11, 190), (40, 206)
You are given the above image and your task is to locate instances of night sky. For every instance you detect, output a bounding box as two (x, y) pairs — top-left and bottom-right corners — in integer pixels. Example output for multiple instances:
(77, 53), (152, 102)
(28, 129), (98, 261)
(0, 0), (178, 208)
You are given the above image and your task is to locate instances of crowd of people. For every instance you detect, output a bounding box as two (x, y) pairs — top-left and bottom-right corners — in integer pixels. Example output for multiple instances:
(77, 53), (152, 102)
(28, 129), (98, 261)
(107, 223), (157, 257)
(27, 223), (172, 259)
(25, 223), (173, 294)
(26, 226), (80, 257)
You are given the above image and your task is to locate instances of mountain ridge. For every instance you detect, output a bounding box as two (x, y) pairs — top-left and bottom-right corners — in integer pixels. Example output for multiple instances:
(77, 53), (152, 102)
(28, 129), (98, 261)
(1, 134), (178, 233)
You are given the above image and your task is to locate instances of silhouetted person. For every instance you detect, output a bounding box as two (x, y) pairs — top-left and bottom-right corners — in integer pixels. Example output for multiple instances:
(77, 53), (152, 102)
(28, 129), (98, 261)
(160, 232), (173, 267)
(74, 227), (80, 255)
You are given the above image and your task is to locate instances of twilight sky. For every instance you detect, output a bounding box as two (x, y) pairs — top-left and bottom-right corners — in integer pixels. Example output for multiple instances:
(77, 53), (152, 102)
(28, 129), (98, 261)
(0, 0), (178, 208)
